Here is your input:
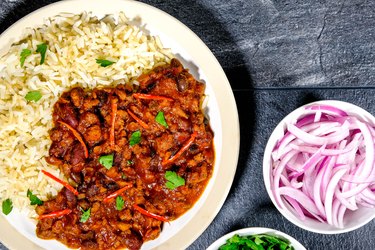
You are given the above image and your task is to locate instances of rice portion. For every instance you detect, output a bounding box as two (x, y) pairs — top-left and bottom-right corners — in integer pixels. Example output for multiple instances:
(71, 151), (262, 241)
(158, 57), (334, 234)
(0, 12), (172, 217)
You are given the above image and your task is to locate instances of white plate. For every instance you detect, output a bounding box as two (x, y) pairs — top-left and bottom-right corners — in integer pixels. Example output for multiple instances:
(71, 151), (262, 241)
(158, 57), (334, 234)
(0, 0), (240, 249)
(207, 227), (306, 250)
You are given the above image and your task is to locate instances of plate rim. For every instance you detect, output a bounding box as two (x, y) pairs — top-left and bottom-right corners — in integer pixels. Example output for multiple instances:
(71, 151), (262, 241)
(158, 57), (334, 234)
(0, 0), (240, 249)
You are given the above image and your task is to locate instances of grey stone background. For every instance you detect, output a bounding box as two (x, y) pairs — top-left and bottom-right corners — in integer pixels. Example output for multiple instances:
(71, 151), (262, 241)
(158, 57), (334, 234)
(1, 0), (375, 249)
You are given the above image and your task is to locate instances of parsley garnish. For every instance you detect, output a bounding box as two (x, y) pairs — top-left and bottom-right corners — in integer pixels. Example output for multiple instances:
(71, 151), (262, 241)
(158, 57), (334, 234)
(36, 43), (47, 65)
(25, 90), (42, 102)
(20, 49), (32, 67)
(27, 189), (43, 205)
(155, 111), (168, 128)
(2, 199), (13, 215)
(80, 207), (91, 223)
(99, 154), (114, 170)
(116, 196), (124, 211)
(129, 130), (141, 146)
(96, 59), (116, 67)
(165, 171), (185, 190)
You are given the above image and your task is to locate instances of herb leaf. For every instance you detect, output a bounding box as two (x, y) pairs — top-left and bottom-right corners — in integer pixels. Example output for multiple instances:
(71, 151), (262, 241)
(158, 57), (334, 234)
(99, 154), (114, 170)
(165, 171), (185, 190)
(129, 130), (141, 146)
(219, 234), (294, 250)
(27, 189), (43, 205)
(116, 196), (125, 211)
(80, 207), (91, 223)
(20, 49), (32, 67)
(96, 59), (115, 67)
(155, 111), (168, 128)
(2, 199), (13, 215)
(25, 90), (42, 102)
(36, 43), (47, 65)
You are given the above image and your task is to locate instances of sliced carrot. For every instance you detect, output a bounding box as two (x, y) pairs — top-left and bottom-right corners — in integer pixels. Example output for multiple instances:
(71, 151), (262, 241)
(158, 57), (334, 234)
(38, 209), (72, 220)
(58, 121), (89, 158)
(103, 184), (132, 203)
(133, 93), (173, 101)
(41, 170), (79, 195)
(110, 98), (117, 150)
(133, 204), (169, 222)
(127, 109), (149, 129)
(162, 131), (198, 166)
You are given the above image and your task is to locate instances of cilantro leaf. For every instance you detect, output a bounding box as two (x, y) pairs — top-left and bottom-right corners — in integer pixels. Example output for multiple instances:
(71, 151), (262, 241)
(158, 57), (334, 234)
(80, 207), (91, 223)
(27, 189), (43, 205)
(155, 111), (168, 128)
(116, 196), (125, 211)
(219, 234), (294, 250)
(165, 171), (185, 190)
(99, 154), (114, 170)
(36, 43), (47, 65)
(20, 49), (32, 67)
(2, 199), (13, 215)
(25, 90), (42, 102)
(96, 59), (115, 67)
(129, 130), (141, 146)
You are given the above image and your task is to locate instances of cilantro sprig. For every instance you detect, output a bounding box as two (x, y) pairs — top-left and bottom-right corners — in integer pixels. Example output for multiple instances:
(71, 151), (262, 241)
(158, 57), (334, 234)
(129, 130), (141, 146)
(116, 196), (124, 211)
(165, 171), (185, 190)
(25, 90), (42, 102)
(36, 43), (48, 65)
(219, 234), (294, 250)
(20, 49), (32, 67)
(99, 154), (114, 170)
(27, 189), (43, 205)
(2, 199), (13, 215)
(80, 207), (91, 223)
(155, 111), (168, 128)
(96, 59), (116, 67)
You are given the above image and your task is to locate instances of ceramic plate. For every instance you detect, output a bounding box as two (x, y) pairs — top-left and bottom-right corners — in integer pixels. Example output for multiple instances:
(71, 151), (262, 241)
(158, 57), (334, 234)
(0, 0), (239, 249)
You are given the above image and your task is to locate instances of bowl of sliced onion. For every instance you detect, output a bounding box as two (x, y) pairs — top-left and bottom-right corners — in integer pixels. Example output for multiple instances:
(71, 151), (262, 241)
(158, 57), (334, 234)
(263, 100), (375, 234)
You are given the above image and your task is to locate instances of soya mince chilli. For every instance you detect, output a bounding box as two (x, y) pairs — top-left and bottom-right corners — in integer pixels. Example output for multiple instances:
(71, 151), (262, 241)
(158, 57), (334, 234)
(35, 59), (215, 250)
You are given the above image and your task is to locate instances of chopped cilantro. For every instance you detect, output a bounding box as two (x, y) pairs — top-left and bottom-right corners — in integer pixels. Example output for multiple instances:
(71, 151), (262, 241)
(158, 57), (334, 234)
(219, 234), (294, 250)
(165, 171), (185, 190)
(80, 207), (91, 223)
(27, 189), (43, 205)
(96, 59), (115, 67)
(25, 90), (42, 102)
(129, 130), (141, 146)
(2, 199), (13, 215)
(116, 196), (124, 211)
(20, 49), (32, 67)
(36, 43), (47, 65)
(155, 111), (168, 128)
(99, 154), (114, 170)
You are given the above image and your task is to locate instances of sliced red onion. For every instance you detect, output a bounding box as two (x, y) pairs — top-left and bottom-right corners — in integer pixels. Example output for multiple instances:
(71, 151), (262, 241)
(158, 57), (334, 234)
(271, 103), (375, 228)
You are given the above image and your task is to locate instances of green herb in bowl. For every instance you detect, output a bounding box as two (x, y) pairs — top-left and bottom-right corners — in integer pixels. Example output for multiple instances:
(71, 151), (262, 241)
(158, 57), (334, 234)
(219, 234), (294, 250)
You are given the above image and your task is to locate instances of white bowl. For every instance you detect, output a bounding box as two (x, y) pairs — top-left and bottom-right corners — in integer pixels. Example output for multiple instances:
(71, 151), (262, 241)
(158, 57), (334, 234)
(263, 100), (375, 234)
(207, 227), (306, 250)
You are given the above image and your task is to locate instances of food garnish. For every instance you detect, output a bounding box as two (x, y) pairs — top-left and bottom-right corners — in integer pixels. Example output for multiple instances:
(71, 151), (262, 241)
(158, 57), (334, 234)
(20, 48), (32, 67)
(103, 184), (132, 203)
(58, 121), (89, 158)
(219, 234), (294, 250)
(162, 131), (198, 166)
(2, 199), (13, 215)
(155, 111), (168, 128)
(165, 171), (185, 190)
(41, 170), (78, 196)
(38, 209), (72, 220)
(99, 154), (114, 170)
(127, 110), (149, 129)
(110, 98), (117, 149)
(133, 204), (169, 222)
(116, 196), (125, 211)
(27, 189), (43, 205)
(80, 208), (91, 223)
(36, 43), (47, 65)
(25, 90), (42, 102)
(96, 59), (115, 67)
(271, 104), (375, 227)
(133, 93), (173, 101)
(129, 130), (141, 146)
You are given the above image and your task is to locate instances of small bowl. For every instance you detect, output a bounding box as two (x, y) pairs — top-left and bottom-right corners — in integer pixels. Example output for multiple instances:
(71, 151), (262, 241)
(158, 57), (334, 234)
(207, 227), (306, 250)
(263, 100), (375, 234)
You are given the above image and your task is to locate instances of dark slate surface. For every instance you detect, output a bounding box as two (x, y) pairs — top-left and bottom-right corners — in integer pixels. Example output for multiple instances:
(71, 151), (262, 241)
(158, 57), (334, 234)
(0, 0), (375, 250)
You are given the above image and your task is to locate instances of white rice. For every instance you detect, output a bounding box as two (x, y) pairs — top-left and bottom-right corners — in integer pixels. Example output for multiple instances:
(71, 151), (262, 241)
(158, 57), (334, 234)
(0, 12), (172, 217)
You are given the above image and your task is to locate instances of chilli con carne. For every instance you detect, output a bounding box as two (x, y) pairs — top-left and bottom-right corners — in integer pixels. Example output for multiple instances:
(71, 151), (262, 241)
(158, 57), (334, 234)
(35, 59), (215, 250)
